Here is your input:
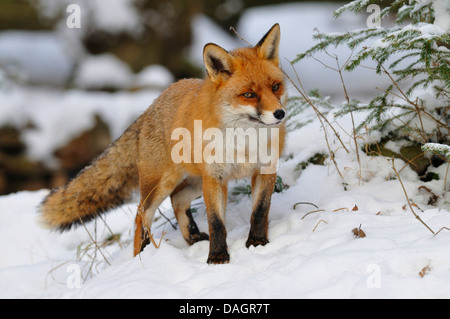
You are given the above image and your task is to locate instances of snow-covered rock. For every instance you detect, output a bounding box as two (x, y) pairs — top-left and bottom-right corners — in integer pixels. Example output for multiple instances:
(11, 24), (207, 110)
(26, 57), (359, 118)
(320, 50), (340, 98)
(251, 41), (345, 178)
(74, 54), (133, 90)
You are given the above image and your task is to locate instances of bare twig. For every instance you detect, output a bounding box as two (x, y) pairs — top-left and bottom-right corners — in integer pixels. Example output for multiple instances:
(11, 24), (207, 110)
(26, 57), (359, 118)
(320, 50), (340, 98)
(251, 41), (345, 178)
(284, 63), (347, 184)
(229, 26), (252, 46)
(376, 63), (449, 130)
(157, 208), (177, 230)
(334, 54), (362, 185)
(391, 159), (435, 235)
(434, 227), (450, 237)
(375, 86), (447, 130)
(444, 162), (449, 192)
(285, 61), (349, 153)
(77, 216), (111, 266)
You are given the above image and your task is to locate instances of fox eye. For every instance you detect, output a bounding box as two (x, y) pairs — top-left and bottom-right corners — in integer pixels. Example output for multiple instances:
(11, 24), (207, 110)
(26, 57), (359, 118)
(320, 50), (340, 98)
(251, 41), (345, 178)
(242, 92), (256, 99)
(272, 83), (280, 92)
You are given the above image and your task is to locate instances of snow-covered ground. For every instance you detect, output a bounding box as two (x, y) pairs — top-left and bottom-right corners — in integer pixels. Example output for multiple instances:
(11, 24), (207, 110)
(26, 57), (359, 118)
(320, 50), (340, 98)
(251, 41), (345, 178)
(1, 2), (450, 299)
(1, 110), (450, 298)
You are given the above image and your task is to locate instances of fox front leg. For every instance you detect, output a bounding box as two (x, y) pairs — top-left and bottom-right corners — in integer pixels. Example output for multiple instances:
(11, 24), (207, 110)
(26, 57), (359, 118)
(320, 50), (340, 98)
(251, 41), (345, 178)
(246, 173), (277, 248)
(202, 175), (229, 264)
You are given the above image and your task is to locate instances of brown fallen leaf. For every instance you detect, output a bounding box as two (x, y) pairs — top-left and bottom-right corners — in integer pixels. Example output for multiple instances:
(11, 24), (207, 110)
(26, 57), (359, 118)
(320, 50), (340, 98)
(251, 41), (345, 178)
(352, 224), (366, 238)
(352, 205), (359, 211)
(419, 266), (431, 278)
(418, 186), (439, 206)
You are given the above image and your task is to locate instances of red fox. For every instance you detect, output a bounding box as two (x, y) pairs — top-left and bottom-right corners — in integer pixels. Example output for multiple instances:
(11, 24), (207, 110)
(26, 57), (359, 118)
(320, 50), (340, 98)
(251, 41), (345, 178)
(39, 24), (286, 264)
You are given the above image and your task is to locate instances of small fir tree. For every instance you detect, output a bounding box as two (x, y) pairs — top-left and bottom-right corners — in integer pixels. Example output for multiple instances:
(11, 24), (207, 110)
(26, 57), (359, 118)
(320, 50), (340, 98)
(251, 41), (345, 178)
(291, 0), (449, 153)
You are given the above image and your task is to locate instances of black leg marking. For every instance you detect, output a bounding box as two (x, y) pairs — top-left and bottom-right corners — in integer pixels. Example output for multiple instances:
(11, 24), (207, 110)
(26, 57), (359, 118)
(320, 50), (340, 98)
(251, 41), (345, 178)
(185, 209), (209, 245)
(139, 227), (151, 253)
(207, 214), (229, 264)
(246, 193), (270, 248)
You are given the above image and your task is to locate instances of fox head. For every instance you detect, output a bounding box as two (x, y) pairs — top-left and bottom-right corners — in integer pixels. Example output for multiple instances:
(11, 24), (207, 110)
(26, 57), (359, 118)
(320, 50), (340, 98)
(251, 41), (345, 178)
(203, 24), (286, 127)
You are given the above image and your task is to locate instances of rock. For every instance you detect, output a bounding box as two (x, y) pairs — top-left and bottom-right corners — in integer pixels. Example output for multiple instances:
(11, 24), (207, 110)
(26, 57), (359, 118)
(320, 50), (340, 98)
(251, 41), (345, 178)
(399, 144), (431, 175)
(0, 115), (112, 195)
(0, 170), (6, 195)
(365, 139), (431, 176)
(0, 126), (25, 155)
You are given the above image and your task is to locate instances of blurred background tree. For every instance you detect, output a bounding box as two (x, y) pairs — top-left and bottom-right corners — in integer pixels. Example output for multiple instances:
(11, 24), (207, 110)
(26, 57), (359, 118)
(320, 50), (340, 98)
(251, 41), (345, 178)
(0, 0), (390, 195)
(0, 0), (339, 80)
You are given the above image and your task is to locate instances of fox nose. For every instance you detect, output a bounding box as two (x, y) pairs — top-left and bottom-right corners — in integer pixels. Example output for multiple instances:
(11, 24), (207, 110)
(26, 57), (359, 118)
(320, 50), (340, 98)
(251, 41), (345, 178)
(273, 109), (285, 120)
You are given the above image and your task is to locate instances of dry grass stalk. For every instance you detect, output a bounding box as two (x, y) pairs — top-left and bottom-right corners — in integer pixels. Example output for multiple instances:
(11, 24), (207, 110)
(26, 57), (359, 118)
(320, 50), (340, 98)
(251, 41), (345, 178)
(293, 201), (319, 210)
(312, 220), (328, 232)
(98, 214), (123, 249)
(301, 209), (325, 220)
(332, 207), (349, 212)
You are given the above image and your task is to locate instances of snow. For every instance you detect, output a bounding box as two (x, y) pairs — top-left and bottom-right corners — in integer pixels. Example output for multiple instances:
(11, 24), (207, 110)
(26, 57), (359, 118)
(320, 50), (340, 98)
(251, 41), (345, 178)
(0, 31), (73, 86)
(432, 0), (450, 33)
(88, 0), (142, 35)
(393, 22), (447, 39)
(133, 65), (175, 89)
(0, 86), (160, 165)
(1, 135), (450, 298)
(32, 0), (142, 35)
(74, 54), (133, 90)
(189, 14), (240, 67)
(424, 143), (450, 154)
(423, 143), (450, 160)
(1, 1), (450, 300)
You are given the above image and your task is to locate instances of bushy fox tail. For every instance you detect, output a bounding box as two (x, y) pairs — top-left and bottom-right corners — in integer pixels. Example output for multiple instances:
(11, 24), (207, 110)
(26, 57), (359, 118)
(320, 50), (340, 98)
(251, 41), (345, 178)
(39, 122), (140, 231)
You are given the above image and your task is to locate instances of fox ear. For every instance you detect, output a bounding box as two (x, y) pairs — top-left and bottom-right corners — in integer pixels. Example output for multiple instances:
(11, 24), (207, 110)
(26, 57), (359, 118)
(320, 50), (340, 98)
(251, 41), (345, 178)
(255, 23), (280, 65)
(203, 43), (234, 83)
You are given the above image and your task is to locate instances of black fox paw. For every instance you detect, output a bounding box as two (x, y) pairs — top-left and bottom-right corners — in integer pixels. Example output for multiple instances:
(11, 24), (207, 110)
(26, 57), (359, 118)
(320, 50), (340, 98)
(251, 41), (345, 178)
(186, 232), (209, 245)
(207, 251), (230, 264)
(245, 237), (269, 248)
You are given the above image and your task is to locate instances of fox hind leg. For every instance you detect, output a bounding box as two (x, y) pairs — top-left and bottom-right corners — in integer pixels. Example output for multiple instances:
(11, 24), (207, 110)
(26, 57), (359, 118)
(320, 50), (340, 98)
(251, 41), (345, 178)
(134, 188), (167, 256)
(134, 212), (150, 256)
(171, 176), (209, 245)
(133, 166), (183, 256)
